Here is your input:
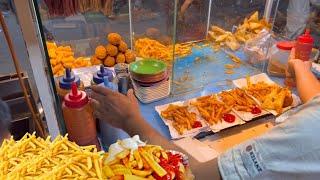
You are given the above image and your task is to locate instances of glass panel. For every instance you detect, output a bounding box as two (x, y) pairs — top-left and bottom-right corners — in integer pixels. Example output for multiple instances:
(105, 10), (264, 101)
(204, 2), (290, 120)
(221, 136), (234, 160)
(37, 0), (131, 57)
(273, 0), (320, 48)
(171, 0), (277, 95)
(131, 0), (175, 61)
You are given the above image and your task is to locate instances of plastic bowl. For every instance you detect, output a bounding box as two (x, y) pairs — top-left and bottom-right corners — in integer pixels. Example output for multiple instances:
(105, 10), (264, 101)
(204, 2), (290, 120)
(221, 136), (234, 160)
(129, 59), (166, 75)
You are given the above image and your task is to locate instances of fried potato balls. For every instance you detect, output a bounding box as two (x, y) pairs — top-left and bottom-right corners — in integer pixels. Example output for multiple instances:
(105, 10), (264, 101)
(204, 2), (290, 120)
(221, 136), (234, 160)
(107, 33), (122, 45)
(106, 44), (118, 56)
(125, 50), (136, 63)
(95, 45), (107, 59)
(104, 56), (116, 67)
(118, 41), (128, 52)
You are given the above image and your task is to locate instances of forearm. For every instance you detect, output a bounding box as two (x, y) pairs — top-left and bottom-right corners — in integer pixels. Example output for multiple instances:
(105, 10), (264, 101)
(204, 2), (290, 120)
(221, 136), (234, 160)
(295, 64), (320, 103)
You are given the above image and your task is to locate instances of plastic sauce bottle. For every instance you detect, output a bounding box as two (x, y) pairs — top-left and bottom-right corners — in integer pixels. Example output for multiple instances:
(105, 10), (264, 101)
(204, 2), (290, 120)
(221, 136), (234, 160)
(98, 76), (128, 149)
(295, 29), (314, 61)
(57, 68), (84, 100)
(62, 83), (100, 149)
(92, 65), (113, 85)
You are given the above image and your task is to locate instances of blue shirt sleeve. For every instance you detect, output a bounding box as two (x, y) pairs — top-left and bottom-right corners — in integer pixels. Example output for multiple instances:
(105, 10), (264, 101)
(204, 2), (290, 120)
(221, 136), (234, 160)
(218, 95), (320, 180)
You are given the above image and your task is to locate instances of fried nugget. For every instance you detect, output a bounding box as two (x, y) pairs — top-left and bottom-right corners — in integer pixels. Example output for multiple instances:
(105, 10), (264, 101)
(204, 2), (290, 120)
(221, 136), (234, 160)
(106, 44), (118, 56)
(118, 41), (128, 52)
(125, 50), (136, 63)
(107, 33), (122, 45)
(104, 56), (116, 67)
(95, 45), (107, 59)
(90, 55), (102, 65)
(116, 53), (126, 63)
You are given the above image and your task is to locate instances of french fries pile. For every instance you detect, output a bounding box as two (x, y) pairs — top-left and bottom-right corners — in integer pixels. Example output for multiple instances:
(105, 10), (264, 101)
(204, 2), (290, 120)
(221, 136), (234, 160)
(208, 11), (271, 51)
(47, 42), (91, 76)
(190, 95), (232, 125)
(245, 76), (293, 113)
(103, 136), (188, 180)
(135, 38), (192, 62)
(0, 133), (104, 179)
(161, 104), (198, 135)
(219, 88), (258, 112)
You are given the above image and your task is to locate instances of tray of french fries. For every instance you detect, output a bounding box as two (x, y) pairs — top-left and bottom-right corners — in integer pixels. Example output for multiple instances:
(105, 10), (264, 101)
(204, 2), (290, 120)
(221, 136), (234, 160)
(0, 133), (193, 180)
(232, 73), (301, 116)
(217, 88), (271, 121)
(155, 101), (209, 139)
(155, 95), (246, 139)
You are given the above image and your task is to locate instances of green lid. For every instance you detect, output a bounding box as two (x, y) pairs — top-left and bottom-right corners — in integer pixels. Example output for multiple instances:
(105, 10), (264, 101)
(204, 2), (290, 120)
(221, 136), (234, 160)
(129, 59), (167, 75)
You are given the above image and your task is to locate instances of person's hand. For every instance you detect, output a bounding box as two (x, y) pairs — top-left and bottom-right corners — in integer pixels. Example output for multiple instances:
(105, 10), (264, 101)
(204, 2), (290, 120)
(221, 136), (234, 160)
(90, 86), (141, 131)
(286, 48), (312, 78)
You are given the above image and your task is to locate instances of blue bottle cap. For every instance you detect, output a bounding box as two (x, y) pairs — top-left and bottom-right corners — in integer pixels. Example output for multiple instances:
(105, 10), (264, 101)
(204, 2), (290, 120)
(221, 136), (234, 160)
(93, 65), (113, 84)
(103, 76), (110, 88)
(59, 68), (80, 90)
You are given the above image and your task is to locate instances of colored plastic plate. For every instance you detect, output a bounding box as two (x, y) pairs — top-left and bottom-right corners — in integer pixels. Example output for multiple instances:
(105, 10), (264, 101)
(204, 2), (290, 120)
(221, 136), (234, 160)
(129, 59), (167, 75)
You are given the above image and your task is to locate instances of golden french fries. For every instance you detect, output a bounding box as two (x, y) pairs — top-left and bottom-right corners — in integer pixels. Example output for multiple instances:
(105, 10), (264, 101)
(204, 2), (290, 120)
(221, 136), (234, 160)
(135, 38), (192, 62)
(0, 133), (103, 179)
(161, 104), (200, 135)
(190, 95), (232, 125)
(244, 77), (293, 113)
(219, 88), (258, 112)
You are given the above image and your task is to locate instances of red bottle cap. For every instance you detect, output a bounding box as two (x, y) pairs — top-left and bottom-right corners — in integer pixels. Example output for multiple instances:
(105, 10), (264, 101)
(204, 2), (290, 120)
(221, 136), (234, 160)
(64, 83), (88, 108)
(297, 29), (314, 44)
(276, 41), (294, 50)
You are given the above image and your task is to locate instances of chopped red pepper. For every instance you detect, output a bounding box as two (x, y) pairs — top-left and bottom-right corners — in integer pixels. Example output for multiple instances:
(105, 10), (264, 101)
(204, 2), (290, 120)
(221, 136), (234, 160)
(192, 121), (202, 128)
(222, 113), (236, 123)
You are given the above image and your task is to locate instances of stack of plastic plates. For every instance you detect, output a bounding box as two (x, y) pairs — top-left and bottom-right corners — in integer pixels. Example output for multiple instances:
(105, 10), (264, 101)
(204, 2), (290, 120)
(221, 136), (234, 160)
(129, 59), (170, 103)
(132, 77), (170, 103)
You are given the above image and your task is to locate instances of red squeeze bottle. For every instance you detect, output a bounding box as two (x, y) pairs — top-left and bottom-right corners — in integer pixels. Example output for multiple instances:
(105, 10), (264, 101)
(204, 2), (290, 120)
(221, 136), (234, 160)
(62, 83), (100, 149)
(295, 29), (314, 61)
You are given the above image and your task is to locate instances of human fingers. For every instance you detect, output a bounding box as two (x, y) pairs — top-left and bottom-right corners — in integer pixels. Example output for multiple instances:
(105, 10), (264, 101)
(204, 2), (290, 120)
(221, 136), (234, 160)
(90, 98), (102, 111)
(127, 89), (138, 105)
(90, 91), (107, 103)
(289, 48), (296, 60)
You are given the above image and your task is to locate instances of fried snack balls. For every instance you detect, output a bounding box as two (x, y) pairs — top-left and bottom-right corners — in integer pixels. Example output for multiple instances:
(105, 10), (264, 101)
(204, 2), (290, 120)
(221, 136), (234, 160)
(125, 50), (136, 63)
(95, 45), (107, 59)
(116, 53), (126, 63)
(90, 55), (102, 65)
(104, 56), (116, 67)
(118, 41), (128, 52)
(107, 33), (122, 45)
(105, 44), (118, 57)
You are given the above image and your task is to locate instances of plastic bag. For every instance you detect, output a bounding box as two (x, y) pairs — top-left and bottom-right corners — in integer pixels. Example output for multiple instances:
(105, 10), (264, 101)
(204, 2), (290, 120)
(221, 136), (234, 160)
(244, 29), (275, 65)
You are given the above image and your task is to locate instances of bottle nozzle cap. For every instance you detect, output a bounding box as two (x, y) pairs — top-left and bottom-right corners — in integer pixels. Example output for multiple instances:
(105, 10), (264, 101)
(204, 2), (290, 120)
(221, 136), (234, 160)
(297, 29), (314, 44)
(100, 65), (105, 73)
(64, 82), (88, 108)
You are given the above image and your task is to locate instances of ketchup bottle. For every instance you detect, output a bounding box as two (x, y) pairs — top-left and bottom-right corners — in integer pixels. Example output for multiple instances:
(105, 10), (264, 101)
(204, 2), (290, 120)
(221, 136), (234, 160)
(62, 83), (100, 149)
(92, 65), (113, 85)
(295, 29), (314, 61)
(57, 68), (84, 100)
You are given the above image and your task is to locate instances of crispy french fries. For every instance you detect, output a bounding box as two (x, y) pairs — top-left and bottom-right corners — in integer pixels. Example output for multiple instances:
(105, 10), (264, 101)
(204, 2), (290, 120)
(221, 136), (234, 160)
(161, 104), (200, 135)
(190, 95), (232, 125)
(244, 77), (293, 113)
(219, 88), (258, 112)
(0, 133), (103, 179)
(140, 151), (167, 177)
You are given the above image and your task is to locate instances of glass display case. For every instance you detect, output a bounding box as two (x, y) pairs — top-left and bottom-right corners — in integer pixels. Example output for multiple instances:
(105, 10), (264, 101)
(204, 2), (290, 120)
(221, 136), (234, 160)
(15, 0), (306, 135)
